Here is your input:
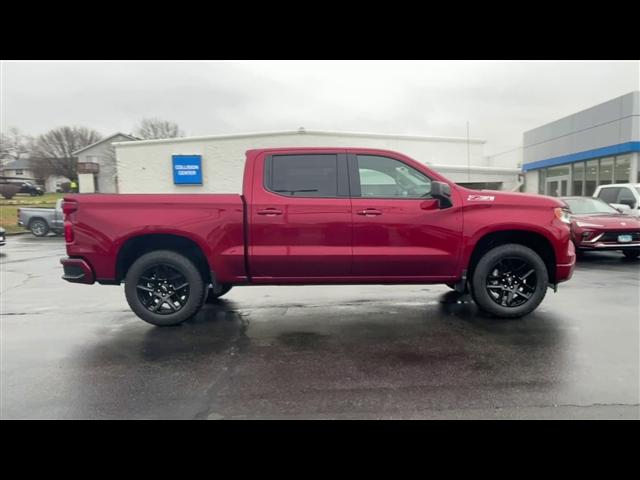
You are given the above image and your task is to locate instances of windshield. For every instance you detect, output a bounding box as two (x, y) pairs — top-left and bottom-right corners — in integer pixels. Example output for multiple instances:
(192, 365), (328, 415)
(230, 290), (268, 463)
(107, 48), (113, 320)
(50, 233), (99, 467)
(563, 197), (619, 215)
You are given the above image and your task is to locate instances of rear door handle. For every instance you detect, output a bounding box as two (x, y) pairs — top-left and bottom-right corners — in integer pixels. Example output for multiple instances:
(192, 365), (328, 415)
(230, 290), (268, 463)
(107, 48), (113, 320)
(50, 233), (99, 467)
(357, 208), (382, 216)
(257, 208), (283, 216)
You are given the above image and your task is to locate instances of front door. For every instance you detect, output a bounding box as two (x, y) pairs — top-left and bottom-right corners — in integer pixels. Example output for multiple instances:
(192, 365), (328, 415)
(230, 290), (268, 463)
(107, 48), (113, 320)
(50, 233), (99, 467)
(546, 175), (569, 197)
(249, 151), (352, 279)
(349, 154), (463, 279)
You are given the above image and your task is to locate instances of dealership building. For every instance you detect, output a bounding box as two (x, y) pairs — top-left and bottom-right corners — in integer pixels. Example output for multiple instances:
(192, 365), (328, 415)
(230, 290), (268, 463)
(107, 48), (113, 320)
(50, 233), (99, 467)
(113, 129), (521, 194)
(523, 91), (640, 197)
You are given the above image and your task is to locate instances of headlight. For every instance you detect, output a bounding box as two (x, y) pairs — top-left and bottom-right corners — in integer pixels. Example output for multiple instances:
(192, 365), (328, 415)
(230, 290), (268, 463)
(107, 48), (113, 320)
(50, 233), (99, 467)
(576, 221), (604, 228)
(554, 207), (571, 224)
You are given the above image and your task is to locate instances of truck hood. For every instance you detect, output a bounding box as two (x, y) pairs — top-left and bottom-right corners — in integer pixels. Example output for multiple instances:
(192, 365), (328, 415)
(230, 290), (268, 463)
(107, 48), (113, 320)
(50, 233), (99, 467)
(457, 186), (563, 208)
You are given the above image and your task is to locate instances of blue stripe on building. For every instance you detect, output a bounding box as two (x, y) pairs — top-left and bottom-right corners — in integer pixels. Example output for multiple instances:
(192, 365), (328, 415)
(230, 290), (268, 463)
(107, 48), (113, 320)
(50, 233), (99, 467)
(522, 141), (640, 172)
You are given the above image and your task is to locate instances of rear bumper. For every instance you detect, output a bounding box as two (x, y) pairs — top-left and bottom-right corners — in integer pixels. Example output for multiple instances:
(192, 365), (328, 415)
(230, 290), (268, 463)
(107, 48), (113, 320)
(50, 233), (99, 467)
(60, 257), (95, 284)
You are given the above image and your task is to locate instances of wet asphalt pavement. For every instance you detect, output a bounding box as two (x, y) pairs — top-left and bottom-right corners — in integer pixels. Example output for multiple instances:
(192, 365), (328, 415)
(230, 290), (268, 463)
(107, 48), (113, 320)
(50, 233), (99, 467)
(1, 235), (639, 419)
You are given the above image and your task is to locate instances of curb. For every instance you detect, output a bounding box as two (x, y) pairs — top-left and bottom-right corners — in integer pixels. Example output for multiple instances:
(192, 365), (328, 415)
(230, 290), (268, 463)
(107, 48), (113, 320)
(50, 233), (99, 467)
(5, 231), (30, 236)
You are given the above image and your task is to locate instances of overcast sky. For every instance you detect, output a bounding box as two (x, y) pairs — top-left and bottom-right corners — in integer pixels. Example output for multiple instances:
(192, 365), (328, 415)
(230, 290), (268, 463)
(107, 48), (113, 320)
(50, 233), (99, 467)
(1, 60), (638, 155)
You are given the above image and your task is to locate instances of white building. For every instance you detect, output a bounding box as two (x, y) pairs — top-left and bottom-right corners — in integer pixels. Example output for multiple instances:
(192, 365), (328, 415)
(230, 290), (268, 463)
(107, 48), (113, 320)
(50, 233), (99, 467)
(114, 128), (521, 193)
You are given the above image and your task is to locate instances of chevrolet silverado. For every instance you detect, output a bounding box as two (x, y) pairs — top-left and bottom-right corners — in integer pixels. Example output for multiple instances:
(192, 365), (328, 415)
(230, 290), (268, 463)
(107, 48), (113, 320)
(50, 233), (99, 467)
(61, 148), (575, 326)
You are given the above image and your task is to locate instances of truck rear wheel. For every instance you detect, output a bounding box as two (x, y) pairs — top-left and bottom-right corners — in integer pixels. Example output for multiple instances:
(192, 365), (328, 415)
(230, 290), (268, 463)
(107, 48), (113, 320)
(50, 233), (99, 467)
(206, 283), (232, 302)
(29, 218), (49, 237)
(470, 244), (548, 318)
(124, 250), (206, 326)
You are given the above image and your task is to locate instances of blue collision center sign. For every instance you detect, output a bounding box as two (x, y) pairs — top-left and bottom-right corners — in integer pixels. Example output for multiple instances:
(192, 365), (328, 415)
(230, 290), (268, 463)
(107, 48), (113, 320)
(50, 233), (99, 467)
(172, 155), (202, 185)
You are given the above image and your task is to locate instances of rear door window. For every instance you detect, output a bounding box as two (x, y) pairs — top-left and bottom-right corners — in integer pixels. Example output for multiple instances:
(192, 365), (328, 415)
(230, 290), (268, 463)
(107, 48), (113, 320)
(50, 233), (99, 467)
(265, 154), (341, 197)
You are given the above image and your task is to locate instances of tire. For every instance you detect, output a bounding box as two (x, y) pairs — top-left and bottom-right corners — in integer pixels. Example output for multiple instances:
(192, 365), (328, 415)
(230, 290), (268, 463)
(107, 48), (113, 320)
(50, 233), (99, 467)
(205, 283), (233, 303)
(124, 250), (206, 326)
(29, 218), (49, 237)
(470, 243), (548, 318)
(622, 249), (640, 259)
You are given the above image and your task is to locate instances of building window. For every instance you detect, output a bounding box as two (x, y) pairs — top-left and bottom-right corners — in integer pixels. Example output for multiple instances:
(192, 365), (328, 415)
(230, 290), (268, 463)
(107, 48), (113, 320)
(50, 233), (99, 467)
(585, 159), (598, 196)
(15, 169), (23, 175)
(538, 169), (546, 195)
(614, 155), (631, 184)
(599, 157), (614, 185)
(545, 165), (570, 197)
(572, 162), (585, 196)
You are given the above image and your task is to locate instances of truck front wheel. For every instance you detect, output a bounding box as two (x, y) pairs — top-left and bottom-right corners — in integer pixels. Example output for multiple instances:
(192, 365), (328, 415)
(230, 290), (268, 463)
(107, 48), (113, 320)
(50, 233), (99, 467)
(124, 250), (206, 326)
(470, 244), (548, 318)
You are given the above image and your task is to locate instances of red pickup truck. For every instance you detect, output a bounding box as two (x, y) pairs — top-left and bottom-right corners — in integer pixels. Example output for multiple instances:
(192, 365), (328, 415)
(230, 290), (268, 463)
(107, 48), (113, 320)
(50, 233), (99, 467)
(61, 148), (575, 326)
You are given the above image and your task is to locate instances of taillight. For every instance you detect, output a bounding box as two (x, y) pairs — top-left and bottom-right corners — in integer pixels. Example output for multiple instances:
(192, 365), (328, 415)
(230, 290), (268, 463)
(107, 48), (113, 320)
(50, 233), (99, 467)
(62, 200), (77, 243)
(62, 200), (78, 215)
(64, 221), (74, 243)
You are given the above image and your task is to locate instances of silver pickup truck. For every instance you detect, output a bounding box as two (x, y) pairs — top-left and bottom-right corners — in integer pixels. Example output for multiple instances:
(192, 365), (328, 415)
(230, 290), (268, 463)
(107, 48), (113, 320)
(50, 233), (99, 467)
(18, 199), (64, 237)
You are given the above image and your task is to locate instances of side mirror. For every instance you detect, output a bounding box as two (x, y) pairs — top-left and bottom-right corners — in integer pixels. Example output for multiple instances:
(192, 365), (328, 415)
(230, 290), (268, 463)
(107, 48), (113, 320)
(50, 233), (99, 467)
(431, 181), (452, 209)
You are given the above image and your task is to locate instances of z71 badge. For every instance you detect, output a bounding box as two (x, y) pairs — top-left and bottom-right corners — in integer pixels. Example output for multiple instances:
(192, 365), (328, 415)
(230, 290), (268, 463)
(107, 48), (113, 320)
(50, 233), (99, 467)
(468, 194), (495, 201)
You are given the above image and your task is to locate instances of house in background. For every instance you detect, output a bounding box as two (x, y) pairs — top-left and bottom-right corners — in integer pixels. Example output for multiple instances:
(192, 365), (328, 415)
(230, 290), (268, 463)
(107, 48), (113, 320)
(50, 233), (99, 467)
(1, 158), (35, 180)
(73, 132), (138, 193)
(0, 158), (69, 192)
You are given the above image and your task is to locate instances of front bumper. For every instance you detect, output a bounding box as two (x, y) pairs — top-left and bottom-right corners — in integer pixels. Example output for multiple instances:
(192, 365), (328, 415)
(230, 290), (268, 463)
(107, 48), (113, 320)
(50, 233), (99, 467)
(60, 257), (95, 284)
(576, 242), (640, 250)
(555, 240), (576, 284)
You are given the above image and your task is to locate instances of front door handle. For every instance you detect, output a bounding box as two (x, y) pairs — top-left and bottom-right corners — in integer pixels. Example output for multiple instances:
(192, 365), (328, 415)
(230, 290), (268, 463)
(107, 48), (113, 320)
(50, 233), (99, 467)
(357, 208), (382, 216)
(257, 208), (283, 216)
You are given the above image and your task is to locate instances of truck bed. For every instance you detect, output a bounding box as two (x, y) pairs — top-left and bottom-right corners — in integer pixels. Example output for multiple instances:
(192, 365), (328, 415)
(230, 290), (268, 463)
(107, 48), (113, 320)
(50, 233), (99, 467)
(64, 194), (246, 283)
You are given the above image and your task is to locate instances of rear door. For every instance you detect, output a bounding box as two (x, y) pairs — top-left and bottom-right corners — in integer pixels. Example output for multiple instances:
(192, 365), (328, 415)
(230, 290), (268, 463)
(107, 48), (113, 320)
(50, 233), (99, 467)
(249, 151), (352, 279)
(348, 153), (462, 278)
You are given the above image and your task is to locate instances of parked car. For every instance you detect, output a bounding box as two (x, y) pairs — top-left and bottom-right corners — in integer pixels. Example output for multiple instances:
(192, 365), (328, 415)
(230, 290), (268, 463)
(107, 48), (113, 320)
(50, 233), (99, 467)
(560, 196), (640, 259)
(17, 182), (44, 196)
(18, 199), (64, 237)
(0, 227), (5, 246)
(593, 183), (640, 217)
(61, 148), (576, 326)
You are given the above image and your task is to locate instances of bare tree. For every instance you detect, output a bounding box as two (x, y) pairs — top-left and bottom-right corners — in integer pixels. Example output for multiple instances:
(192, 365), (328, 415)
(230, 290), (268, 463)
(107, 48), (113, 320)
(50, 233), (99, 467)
(0, 127), (34, 166)
(34, 126), (102, 180)
(134, 118), (184, 140)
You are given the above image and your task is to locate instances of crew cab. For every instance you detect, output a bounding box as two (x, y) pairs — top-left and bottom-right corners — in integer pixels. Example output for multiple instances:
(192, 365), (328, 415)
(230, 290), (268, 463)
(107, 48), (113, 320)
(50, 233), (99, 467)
(61, 148), (575, 326)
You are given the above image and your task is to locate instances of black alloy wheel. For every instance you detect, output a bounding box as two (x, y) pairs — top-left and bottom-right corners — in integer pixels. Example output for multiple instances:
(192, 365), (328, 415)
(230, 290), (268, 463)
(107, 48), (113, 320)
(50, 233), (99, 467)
(485, 257), (537, 308)
(136, 264), (191, 315)
(470, 243), (548, 318)
(124, 250), (206, 326)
